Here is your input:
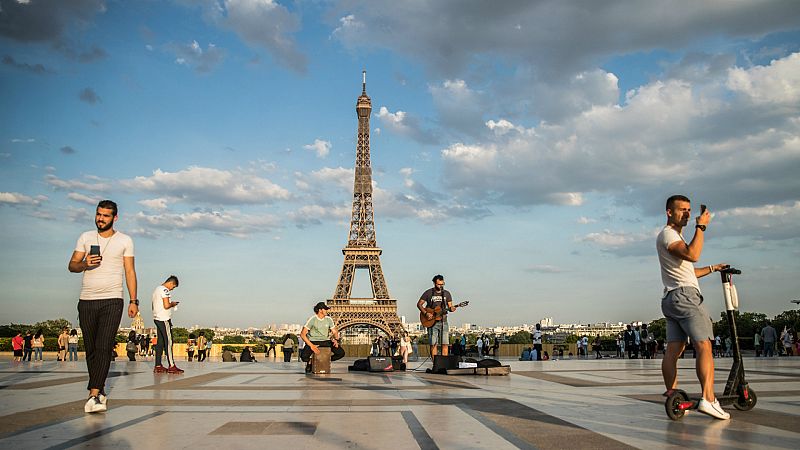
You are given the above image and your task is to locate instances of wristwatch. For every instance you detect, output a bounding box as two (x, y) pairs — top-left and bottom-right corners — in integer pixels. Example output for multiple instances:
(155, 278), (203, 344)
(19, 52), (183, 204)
(130, 299), (139, 306)
(695, 224), (706, 231)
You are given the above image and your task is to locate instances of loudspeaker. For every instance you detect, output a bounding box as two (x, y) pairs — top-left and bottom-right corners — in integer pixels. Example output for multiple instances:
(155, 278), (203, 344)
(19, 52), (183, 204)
(432, 355), (460, 373)
(368, 356), (393, 372)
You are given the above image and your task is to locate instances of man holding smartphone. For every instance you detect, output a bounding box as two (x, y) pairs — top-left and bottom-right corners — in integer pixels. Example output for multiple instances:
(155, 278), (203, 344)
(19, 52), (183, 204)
(69, 200), (138, 413)
(657, 195), (729, 420)
(152, 275), (183, 374)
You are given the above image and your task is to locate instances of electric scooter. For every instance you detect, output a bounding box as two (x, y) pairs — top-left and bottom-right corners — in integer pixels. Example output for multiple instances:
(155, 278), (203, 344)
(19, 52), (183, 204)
(665, 266), (758, 420)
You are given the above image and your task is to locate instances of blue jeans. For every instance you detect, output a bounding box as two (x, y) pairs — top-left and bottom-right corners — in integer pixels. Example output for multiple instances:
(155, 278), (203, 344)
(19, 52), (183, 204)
(33, 347), (43, 360)
(764, 342), (775, 357)
(68, 343), (79, 361)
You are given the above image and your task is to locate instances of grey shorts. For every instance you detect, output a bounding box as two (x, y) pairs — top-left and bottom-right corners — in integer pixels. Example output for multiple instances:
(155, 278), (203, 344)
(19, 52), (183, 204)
(661, 286), (713, 343)
(428, 320), (449, 346)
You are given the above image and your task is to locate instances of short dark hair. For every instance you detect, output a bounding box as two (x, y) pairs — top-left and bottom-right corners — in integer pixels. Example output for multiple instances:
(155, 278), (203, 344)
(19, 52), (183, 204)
(165, 275), (179, 287)
(432, 274), (444, 283)
(97, 199), (118, 216)
(666, 195), (690, 211)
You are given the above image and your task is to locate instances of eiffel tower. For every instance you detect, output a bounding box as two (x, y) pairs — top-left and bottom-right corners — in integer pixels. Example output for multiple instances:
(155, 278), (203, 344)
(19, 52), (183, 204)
(327, 72), (403, 338)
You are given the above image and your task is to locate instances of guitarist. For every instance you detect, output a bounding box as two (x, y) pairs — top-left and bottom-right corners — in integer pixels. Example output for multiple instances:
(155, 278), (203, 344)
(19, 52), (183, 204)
(417, 274), (457, 358)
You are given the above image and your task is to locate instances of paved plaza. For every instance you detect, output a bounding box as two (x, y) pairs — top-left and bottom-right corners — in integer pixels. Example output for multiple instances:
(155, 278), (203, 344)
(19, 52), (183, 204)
(0, 355), (798, 449)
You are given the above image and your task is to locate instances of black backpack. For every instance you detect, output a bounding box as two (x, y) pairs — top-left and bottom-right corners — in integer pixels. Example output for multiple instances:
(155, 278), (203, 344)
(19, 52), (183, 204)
(477, 358), (501, 368)
(348, 359), (370, 371)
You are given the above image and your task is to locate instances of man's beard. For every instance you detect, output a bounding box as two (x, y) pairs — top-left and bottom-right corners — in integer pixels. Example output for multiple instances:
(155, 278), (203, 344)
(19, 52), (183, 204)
(96, 221), (113, 232)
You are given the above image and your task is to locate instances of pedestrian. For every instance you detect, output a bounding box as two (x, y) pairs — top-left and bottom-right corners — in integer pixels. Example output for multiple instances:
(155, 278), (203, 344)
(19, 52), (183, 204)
(533, 324), (543, 361)
(32, 329), (45, 361)
(761, 322), (777, 357)
(298, 337), (305, 361)
(152, 275), (183, 374)
(68, 329), (79, 361)
(196, 331), (208, 362)
(399, 335), (413, 365)
(282, 335), (295, 362)
(714, 335), (722, 358)
(187, 334), (196, 362)
(593, 335), (602, 359)
(725, 336), (733, 357)
(616, 333), (623, 358)
(624, 325), (635, 359)
(582, 335), (590, 359)
(640, 324), (652, 359)
(68, 200), (139, 413)
(657, 195), (729, 419)
(783, 329), (794, 356)
(12, 332), (24, 362)
(57, 328), (70, 361)
(126, 330), (137, 361)
(267, 338), (277, 358)
(753, 331), (761, 357)
(23, 331), (33, 361)
(477, 334), (484, 357)
(205, 335), (212, 360)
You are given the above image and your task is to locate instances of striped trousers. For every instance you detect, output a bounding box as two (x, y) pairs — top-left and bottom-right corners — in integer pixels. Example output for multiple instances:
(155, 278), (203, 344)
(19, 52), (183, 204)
(78, 298), (124, 392)
(154, 319), (175, 367)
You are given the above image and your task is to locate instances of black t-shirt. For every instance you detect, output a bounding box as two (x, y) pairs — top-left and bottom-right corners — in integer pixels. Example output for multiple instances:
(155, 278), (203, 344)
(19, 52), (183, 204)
(420, 288), (453, 320)
(23, 335), (32, 349)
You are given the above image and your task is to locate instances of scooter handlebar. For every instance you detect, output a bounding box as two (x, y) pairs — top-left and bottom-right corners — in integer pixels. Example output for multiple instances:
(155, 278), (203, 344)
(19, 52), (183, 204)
(720, 266), (741, 275)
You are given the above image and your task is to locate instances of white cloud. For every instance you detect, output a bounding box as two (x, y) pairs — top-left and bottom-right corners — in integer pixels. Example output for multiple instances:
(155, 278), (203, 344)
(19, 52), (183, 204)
(173, 40), (224, 73)
(66, 192), (99, 205)
(138, 198), (169, 211)
(376, 106), (437, 144)
(428, 79), (486, 134)
(525, 264), (567, 274)
(577, 216), (597, 224)
(123, 166), (290, 205)
(303, 139), (331, 158)
(288, 204), (350, 227)
(0, 192), (37, 205)
(715, 201), (800, 241)
(45, 174), (112, 192)
(579, 229), (656, 257)
(134, 209), (280, 238)
(200, 0), (306, 73)
(727, 53), (800, 105)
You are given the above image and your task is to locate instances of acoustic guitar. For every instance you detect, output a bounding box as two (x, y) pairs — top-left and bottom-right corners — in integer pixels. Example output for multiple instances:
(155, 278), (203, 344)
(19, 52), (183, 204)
(419, 301), (469, 328)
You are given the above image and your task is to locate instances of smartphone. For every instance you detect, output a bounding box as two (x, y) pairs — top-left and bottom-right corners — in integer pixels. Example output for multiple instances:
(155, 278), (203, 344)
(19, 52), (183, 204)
(89, 245), (100, 256)
(700, 204), (707, 214)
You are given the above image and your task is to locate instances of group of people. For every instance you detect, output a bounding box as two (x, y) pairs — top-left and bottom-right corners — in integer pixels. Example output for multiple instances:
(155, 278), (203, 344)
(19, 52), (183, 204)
(754, 323), (798, 357)
(11, 328), (80, 362)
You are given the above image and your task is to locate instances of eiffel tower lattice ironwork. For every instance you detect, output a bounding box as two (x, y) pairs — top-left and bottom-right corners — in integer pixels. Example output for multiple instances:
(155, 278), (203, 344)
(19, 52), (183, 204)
(327, 72), (403, 337)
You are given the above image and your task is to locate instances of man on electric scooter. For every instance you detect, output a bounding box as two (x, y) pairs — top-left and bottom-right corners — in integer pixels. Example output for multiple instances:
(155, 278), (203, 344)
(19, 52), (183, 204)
(657, 195), (730, 420)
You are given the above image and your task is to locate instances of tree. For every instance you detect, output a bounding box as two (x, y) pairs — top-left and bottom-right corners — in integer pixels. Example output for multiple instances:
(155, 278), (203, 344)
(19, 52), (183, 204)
(772, 309), (800, 335)
(647, 318), (667, 340)
(172, 327), (189, 343)
(507, 330), (532, 344)
(223, 335), (245, 344)
(33, 319), (73, 337)
(195, 328), (215, 342)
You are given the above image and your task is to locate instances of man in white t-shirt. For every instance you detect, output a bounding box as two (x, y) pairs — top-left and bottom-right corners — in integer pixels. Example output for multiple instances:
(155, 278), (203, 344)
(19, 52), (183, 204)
(69, 200), (138, 413)
(656, 195), (728, 420)
(532, 324), (543, 361)
(151, 275), (182, 374)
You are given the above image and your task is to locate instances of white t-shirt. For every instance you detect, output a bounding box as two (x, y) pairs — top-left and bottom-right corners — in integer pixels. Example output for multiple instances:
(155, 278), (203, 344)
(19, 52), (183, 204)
(656, 225), (699, 295)
(533, 330), (542, 345)
(152, 285), (173, 321)
(75, 231), (135, 300)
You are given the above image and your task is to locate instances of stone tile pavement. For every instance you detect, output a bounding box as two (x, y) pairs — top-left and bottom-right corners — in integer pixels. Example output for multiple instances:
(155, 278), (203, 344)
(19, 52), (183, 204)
(1, 355), (798, 449)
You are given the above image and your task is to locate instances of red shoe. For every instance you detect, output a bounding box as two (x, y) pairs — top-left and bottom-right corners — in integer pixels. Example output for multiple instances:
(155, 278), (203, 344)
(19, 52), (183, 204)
(153, 365), (167, 373)
(166, 365), (184, 374)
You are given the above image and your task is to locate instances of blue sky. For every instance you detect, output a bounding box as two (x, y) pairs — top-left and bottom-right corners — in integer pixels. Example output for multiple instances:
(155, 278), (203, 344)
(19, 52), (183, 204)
(1, 1), (799, 329)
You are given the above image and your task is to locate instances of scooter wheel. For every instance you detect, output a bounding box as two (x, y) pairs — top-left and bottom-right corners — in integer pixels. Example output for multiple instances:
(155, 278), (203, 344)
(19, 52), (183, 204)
(733, 386), (757, 411)
(665, 390), (689, 420)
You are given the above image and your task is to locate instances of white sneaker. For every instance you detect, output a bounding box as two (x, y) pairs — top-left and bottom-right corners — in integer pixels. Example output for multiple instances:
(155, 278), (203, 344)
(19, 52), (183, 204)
(697, 398), (730, 420)
(84, 396), (107, 413)
(98, 393), (107, 405)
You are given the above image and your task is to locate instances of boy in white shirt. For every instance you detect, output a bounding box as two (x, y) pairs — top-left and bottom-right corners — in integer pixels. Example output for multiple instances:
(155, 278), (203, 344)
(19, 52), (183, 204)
(152, 275), (183, 374)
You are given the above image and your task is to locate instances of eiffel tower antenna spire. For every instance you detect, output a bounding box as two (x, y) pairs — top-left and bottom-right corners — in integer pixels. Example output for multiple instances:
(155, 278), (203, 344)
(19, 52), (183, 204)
(327, 72), (403, 338)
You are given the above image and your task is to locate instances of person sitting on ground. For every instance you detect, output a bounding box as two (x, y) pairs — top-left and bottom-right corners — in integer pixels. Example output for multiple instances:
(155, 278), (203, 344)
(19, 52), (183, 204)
(240, 346), (256, 362)
(221, 349), (236, 362)
(520, 347), (531, 361)
(300, 302), (345, 373)
(542, 351), (550, 361)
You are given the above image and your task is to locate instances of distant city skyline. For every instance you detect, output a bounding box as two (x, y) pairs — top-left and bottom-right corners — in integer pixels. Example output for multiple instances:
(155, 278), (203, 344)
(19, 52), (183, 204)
(2, 2), (799, 328)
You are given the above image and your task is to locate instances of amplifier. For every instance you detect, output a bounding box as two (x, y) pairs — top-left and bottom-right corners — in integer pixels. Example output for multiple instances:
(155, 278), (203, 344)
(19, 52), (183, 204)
(368, 356), (394, 372)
